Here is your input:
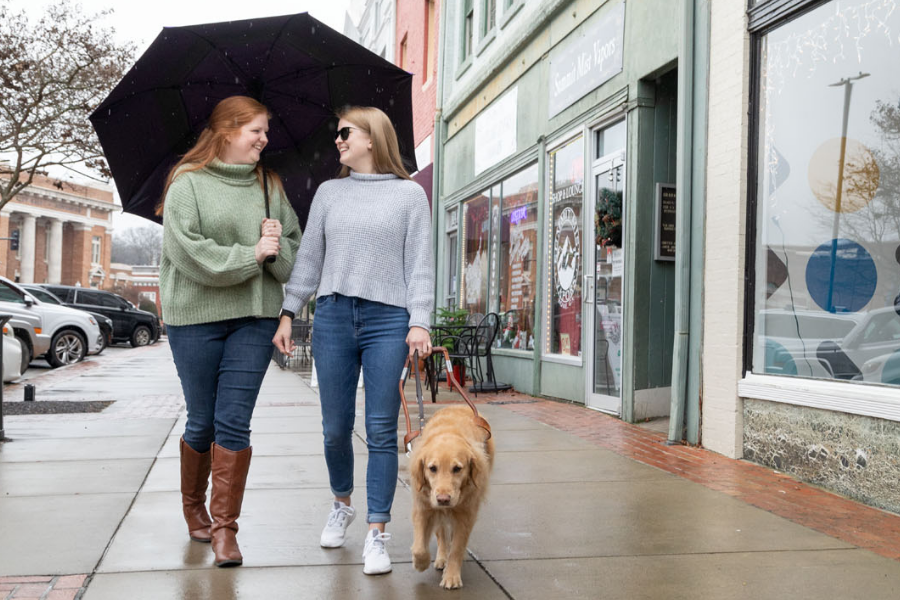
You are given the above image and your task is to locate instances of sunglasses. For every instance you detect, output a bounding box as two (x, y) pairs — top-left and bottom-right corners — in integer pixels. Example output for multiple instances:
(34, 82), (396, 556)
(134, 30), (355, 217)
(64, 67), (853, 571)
(335, 126), (360, 141)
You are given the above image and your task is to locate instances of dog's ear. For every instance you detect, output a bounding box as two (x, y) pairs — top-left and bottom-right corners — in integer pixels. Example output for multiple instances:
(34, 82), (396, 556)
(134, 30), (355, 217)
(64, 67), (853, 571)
(467, 453), (480, 489)
(413, 457), (428, 492)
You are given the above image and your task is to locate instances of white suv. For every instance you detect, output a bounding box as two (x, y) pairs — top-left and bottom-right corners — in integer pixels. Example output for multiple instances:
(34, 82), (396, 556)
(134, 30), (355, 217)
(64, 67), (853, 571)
(0, 277), (103, 368)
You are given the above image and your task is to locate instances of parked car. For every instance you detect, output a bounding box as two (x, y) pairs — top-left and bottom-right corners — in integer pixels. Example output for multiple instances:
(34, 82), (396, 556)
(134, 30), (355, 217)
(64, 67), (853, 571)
(817, 306), (900, 382)
(759, 308), (860, 377)
(0, 306), (46, 374)
(2, 318), (24, 382)
(20, 284), (114, 352)
(39, 284), (160, 347)
(0, 277), (103, 367)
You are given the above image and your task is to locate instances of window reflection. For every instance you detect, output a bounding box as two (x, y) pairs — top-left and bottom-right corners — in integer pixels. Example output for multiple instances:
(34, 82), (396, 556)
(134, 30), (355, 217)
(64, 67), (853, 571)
(753, 0), (900, 386)
(498, 164), (539, 350)
(462, 191), (490, 317)
(547, 136), (584, 357)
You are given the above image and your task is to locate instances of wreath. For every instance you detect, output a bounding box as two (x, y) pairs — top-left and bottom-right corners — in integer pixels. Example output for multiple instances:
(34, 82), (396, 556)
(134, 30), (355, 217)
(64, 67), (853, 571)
(595, 187), (622, 248)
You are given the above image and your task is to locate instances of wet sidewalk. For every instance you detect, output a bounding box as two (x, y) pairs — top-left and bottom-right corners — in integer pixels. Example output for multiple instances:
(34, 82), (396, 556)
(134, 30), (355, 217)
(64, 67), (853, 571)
(2, 342), (900, 599)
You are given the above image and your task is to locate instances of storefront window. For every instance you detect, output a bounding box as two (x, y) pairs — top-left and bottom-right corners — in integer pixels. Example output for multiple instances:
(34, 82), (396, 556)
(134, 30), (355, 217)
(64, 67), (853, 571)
(546, 136), (584, 357)
(461, 191), (491, 316)
(498, 164), (539, 350)
(752, 0), (900, 386)
(446, 207), (459, 307)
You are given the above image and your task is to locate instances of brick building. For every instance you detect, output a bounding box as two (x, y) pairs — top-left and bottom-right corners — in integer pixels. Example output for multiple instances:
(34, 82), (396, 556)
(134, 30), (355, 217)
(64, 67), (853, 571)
(395, 0), (440, 175)
(0, 175), (114, 287)
(109, 263), (161, 317)
(346, 0), (439, 202)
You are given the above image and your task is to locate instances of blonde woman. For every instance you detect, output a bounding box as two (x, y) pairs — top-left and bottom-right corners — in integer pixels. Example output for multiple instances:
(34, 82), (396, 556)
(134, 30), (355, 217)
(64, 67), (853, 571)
(159, 96), (301, 568)
(274, 106), (434, 575)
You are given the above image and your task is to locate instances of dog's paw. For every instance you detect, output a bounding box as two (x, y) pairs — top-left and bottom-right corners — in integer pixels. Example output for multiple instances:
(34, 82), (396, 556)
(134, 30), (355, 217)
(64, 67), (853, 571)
(439, 572), (463, 589)
(433, 555), (447, 570)
(412, 550), (431, 572)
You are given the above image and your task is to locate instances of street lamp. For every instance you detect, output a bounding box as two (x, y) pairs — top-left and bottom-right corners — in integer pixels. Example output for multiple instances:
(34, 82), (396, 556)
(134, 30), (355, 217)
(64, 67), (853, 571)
(825, 71), (869, 313)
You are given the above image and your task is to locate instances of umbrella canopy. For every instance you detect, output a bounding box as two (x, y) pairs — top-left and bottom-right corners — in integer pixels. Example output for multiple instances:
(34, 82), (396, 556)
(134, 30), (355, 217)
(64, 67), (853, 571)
(90, 12), (417, 228)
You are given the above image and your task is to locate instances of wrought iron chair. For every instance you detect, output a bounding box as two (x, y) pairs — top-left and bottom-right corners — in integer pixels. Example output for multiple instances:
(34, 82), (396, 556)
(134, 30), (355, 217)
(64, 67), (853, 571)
(467, 312), (501, 394)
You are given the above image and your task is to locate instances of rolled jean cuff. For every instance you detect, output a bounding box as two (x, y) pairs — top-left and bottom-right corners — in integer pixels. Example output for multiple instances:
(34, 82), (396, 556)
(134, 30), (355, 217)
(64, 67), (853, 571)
(331, 486), (354, 498)
(366, 513), (391, 524)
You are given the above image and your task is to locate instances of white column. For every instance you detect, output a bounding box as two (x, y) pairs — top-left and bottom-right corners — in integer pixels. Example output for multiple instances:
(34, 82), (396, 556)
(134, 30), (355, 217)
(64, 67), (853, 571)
(48, 219), (63, 284)
(20, 214), (36, 283)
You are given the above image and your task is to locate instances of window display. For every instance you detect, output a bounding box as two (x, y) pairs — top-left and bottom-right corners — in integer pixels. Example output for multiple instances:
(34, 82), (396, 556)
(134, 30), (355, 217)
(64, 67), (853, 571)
(752, 0), (900, 386)
(498, 164), (539, 350)
(461, 191), (491, 316)
(546, 136), (584, 357)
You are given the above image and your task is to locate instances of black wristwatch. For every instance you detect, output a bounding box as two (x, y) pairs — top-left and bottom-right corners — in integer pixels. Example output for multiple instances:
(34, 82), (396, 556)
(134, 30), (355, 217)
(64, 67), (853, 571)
(279, 309), (295, 320)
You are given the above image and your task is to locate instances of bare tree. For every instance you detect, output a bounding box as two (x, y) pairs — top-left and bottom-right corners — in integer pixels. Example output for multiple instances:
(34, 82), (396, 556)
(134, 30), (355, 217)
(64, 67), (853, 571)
(0, 0), (134, 209)
(112, 226), (163, 266)
(806, 98), (900, 258)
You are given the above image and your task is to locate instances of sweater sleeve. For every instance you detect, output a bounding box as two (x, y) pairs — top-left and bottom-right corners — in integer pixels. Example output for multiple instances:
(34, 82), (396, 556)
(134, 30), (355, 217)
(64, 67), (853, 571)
(404, 187), (435, 331)
(162, 175), (262, 287)
(264, 193), (302, 283)
(282, 187), (328, 315)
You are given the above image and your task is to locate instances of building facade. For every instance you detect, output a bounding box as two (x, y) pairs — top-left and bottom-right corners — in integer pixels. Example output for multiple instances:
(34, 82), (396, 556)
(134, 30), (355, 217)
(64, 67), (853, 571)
(0, 175), (115, 288)
(704, 0), (900, 514)
(396, 0), (440, 180)
(433, 0), (705, 425)
(109, 263), (161, 316)
(343, 0), (396, 62)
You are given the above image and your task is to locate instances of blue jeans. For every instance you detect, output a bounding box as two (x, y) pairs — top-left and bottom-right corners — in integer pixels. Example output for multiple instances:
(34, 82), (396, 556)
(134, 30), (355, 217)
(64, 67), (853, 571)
(313, 294), (410, 524)
(168, 317), (278, 452)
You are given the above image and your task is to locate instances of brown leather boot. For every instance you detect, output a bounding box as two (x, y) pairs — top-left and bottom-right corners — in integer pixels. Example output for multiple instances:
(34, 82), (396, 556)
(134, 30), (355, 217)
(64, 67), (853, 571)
(210, 443), (252, 567)
(180, 438), (212, 543)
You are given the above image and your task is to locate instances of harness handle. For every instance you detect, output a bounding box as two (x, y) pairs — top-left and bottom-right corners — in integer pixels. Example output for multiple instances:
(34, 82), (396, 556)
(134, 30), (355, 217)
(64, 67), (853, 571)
(399, 346), (492, 453)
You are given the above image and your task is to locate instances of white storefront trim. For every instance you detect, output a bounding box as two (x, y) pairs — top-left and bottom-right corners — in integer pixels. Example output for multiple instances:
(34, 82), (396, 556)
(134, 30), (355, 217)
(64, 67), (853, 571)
(738, 373), (900, 423)
(540, 354), (582, 367)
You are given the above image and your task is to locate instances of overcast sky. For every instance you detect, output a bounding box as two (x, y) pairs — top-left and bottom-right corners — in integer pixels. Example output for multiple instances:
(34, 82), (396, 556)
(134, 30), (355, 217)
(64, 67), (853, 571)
(11, 0), (353, 230)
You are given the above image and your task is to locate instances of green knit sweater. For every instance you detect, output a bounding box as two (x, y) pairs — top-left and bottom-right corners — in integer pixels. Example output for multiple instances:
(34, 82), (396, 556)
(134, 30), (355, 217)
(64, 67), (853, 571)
(160, 159), (302, 326)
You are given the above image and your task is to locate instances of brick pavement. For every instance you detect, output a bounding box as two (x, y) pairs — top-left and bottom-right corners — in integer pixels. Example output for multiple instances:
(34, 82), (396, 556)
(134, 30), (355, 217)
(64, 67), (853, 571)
(0, 575), (87, 600)
(482, 394), (900, 563)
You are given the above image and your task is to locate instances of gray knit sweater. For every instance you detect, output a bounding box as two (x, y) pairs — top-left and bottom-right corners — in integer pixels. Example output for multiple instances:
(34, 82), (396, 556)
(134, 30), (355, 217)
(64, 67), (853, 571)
(282, 171), (434, 330)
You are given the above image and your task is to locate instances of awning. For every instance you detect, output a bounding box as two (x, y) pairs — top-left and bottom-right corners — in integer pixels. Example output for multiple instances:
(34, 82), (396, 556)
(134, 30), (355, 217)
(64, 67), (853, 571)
(411, 163), (433, 209)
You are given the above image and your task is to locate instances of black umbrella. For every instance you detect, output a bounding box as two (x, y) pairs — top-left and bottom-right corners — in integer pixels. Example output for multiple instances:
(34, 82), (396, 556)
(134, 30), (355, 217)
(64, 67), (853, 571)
(90, 12), (417, 228)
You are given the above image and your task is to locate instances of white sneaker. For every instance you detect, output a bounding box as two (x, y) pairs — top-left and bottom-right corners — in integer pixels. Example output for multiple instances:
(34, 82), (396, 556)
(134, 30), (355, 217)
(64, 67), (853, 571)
(320, 501), (356, 548)
(362, 529), (392, 575)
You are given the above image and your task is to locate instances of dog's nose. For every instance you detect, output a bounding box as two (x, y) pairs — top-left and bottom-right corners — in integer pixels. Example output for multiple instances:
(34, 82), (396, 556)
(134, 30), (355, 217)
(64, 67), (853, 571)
(436, 494), (451, 506)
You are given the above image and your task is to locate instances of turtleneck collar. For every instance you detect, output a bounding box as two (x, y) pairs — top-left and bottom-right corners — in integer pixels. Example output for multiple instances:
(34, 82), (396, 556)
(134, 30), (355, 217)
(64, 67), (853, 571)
(203, 158), (258, 185)
(349, 171), (399, 182)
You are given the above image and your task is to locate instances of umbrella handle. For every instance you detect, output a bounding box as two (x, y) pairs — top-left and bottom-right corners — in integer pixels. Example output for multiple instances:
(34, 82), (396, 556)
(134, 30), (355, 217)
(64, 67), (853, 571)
(263, 167), (276, 264)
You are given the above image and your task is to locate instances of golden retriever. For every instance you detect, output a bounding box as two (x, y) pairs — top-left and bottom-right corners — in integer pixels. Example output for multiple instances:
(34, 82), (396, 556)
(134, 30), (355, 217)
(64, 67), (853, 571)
(409, 405), (494, 589)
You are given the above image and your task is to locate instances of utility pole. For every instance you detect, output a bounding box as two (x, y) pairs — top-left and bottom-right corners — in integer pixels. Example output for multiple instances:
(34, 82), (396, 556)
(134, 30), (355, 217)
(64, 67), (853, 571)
(825, 71), (869, 313)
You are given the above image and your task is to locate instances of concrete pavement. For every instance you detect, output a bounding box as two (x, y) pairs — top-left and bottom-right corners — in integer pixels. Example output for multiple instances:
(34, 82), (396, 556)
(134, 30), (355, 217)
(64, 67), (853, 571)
(2, 341), (900, 599)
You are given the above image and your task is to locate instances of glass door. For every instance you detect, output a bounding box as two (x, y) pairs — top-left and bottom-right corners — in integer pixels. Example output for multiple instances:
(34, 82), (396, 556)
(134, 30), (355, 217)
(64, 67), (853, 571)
(586, 150), (625, 413)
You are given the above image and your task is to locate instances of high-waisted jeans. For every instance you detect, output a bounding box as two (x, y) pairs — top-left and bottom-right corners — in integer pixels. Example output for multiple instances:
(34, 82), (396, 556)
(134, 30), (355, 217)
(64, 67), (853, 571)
(168, 317), (278, 453)
(312, 294), (410, 524)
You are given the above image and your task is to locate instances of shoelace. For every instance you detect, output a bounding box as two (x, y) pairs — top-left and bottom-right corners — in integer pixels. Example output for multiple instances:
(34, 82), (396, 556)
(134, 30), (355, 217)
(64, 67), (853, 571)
(327, 506), (353, 528)
(364, 532), (392, 557)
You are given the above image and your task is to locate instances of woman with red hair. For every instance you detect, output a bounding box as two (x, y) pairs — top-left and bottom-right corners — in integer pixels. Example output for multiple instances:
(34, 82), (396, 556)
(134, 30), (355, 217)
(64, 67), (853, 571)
(159, 95), (301, 568)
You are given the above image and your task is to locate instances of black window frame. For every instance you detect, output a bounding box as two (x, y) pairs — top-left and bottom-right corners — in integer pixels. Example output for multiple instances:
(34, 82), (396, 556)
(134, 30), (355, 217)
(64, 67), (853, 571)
(743, 0), (850, 374)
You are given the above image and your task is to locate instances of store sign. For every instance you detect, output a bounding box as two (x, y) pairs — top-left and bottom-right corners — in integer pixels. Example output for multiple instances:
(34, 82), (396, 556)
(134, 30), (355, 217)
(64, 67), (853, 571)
(655, 184), (676, 261)
(548, 1), (625, 118)
(554, 207), (581, 309)
(474, 87), (518, 175)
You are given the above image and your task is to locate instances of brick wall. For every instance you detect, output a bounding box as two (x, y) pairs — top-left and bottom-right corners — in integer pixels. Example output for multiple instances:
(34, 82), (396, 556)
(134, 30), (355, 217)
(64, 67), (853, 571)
(396, 0), (439, 161)
(33, 223), (48, 283)
(702, 1), (752, 458)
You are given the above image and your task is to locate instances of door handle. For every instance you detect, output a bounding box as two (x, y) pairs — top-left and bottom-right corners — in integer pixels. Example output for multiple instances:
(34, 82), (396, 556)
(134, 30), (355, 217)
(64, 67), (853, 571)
(584, 275), (594, 303)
